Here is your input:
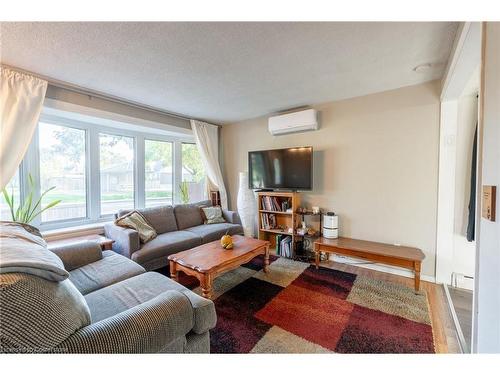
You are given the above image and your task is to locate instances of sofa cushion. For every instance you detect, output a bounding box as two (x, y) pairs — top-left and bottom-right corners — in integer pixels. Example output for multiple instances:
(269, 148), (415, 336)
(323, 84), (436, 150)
(131, 231), (202, 266)
(118, 206), (178, 234)
(0, 272), (91, 352)
(185, 223), (243, 243)
(69, 251), (145, 295)
(50, 241), (103, 271)
(201, 206), (226, 224)
(84, 272), (216, 334)
(0, 222), (69, 282)
(174, 203), (206, 230)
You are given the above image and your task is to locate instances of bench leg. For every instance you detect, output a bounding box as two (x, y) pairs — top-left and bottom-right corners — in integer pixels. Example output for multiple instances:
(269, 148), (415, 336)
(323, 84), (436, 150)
(414, 261), (421, 292)
(315, 249), (320, 269)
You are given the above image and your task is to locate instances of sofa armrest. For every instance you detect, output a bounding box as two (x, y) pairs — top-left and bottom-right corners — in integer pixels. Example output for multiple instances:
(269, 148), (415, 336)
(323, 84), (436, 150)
(222, 209), (241, 224)
(104, 223), (141, 258)
(58, 290), (194, 353)
(50, 241), (103, 271)
(178, 289), (217, 334)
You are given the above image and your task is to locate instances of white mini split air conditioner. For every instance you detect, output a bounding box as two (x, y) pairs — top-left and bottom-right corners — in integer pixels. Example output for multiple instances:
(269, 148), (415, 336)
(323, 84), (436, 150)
(268, 109), (319, 136)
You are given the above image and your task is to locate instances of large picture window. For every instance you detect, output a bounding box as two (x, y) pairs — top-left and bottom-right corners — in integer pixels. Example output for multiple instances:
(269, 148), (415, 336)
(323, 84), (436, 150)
(181, 143), (207, 203)
(0, 170), (21, 221)
(39, 122), (87, 222)
(99, 133), (135, 215)
(145, 139), (173, 207)
(13, 111), (208, 230)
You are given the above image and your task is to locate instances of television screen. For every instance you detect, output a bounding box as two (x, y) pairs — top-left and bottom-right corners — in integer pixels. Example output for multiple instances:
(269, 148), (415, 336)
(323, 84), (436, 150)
(248, 147), (313, 190)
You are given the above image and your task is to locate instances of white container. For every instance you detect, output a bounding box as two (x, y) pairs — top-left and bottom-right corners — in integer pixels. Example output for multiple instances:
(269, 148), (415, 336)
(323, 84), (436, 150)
(323, 228), (339, 239)
(323, 214), (339, 239)
(323, 215), (338, 229)
(237, 172), (256, 237)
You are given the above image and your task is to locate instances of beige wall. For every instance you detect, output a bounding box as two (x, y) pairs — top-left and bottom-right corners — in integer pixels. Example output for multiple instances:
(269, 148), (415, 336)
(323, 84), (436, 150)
(221, 81), (441, 277)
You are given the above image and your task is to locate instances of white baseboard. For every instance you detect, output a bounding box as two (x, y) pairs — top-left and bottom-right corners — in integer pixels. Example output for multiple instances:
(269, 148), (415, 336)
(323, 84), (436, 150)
(330, 254), (436, 283)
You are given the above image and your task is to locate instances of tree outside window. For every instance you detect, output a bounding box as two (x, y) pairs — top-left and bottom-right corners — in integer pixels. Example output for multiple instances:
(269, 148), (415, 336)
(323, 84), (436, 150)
(181, 143), (207, 203)
(100, 133), (135, 215)
(145, 140), (173, 207)
(39, 122), (86, 222)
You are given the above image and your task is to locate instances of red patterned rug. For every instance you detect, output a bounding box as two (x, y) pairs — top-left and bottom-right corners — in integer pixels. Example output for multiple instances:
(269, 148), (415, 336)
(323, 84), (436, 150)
(163, 255), (435, 353)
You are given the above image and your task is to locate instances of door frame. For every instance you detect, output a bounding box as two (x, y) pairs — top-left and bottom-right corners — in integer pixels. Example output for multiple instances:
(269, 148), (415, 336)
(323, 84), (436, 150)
(436, 22), (481, 284)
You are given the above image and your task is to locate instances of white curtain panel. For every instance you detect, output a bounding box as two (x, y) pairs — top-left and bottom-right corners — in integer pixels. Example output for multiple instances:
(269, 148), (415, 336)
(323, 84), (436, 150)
(191, 119), (228, 210)
(0, 67), (48, 189)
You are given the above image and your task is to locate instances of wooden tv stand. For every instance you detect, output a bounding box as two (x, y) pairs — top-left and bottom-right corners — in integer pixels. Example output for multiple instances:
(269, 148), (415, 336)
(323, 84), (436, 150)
(314, 237), (425, 292)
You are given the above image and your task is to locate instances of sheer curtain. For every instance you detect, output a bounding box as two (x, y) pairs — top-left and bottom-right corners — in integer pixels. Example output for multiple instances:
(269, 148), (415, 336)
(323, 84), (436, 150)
(0, 67), (48, 189)
(190, 120), (228, 210)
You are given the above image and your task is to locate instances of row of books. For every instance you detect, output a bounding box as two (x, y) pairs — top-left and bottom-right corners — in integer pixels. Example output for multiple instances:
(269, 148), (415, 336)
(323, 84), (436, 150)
(275, 234), (292, 258)
(261, 196), (289, 212)
(260, 213), (277, 230)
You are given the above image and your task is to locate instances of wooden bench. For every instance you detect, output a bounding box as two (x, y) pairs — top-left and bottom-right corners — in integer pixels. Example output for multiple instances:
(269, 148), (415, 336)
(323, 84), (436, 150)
(314, 237), (425, 291)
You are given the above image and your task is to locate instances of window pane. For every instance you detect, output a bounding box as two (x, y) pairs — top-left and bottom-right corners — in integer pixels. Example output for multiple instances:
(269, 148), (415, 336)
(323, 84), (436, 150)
(0, 170), (21, 221)
(145, 140), (173, 207)
(181, 143), (207, 203)
(39, 123), (87, 222)
(100, 133), (135, 215)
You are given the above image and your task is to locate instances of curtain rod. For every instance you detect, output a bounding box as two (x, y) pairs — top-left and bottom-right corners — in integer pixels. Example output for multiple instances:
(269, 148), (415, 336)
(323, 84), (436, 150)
(2, 64), (194, 123)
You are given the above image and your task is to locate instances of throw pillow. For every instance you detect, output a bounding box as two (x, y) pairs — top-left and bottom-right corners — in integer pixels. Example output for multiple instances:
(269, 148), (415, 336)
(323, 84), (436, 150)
(201, 206), (226, 225)
(115, 211), (157, 243)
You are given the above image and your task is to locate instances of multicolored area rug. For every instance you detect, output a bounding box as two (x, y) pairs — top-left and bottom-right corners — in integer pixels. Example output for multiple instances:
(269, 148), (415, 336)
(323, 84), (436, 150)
(165, 255), (435, 353)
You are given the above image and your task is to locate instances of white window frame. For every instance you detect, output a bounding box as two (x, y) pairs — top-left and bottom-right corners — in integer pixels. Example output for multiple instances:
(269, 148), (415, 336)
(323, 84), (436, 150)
(181, 141), (208, 201)
(144, 138), (175, 208)
(98, 130), (137, 219)
(20, 110), (197, 231)
(36, 120), (89, 226)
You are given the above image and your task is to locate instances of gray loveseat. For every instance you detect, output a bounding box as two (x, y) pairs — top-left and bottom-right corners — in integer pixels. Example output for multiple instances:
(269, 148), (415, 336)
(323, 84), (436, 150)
(104, 200), (243, 270)
(0, 222), (216, 353)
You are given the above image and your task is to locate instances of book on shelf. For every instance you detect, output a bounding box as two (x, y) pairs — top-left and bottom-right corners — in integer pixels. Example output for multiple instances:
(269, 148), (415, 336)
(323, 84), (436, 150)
(260, 212), (277, 230)
(261, 196), (290, 212)
(275, 234), (282, 256)
(274, 235), (292, 258)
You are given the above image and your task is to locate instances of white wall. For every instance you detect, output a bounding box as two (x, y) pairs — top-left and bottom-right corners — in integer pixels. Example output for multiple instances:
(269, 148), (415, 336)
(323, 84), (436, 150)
(222, 81), (441, 278)
(474, 22), (500, 353)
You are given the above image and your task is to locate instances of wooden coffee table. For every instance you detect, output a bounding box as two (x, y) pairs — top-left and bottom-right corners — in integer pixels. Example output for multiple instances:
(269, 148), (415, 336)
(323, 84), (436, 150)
(168, 235), (270, 300)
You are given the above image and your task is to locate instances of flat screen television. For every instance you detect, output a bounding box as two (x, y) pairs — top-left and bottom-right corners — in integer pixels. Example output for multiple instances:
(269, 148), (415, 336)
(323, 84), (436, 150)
(248, 146), (313, 190)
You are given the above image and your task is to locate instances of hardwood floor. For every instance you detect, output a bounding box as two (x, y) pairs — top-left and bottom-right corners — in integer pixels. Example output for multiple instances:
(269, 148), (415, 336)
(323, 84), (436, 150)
(447, 286), (473, 353)
(318, 259), (461, 353)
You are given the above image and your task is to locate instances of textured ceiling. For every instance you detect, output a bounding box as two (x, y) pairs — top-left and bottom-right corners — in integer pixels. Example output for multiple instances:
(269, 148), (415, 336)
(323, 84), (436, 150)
(0, 22), (458, 124)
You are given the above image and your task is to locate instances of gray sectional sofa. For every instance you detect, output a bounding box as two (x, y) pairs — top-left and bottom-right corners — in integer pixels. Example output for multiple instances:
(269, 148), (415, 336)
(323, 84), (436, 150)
(104, 200), (244, 270)
(0, 221), (216, 353)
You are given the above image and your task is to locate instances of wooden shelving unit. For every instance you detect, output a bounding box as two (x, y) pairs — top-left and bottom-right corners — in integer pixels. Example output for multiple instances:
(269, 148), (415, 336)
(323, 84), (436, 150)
(257, 191), (301, 258)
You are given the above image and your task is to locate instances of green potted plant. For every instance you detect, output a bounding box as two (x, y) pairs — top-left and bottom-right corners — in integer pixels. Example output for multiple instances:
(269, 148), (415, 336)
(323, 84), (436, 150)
(1, 174), (61, 224)
(179, 181), (190, 204)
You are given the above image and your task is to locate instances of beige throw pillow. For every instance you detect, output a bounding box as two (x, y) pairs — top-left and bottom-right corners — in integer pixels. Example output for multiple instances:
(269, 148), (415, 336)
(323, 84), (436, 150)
(115, 211), (157, 243)
(201, 206), (226, 225)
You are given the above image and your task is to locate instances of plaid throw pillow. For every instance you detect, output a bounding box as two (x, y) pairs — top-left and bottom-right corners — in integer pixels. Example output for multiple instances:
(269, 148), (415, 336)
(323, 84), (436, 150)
(115, 211), (157, 243)
(201, 206), (226, 225)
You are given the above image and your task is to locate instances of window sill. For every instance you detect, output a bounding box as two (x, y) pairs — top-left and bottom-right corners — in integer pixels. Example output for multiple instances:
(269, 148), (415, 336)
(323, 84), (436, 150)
(42, 221), (111, 241)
